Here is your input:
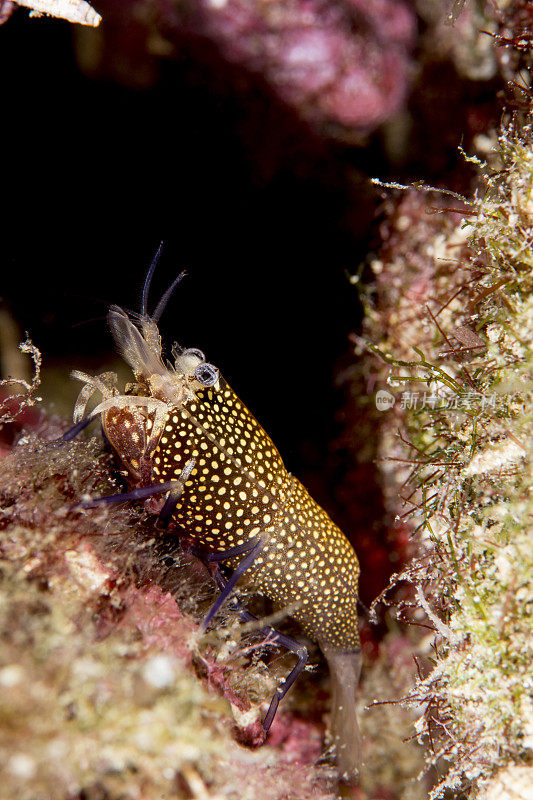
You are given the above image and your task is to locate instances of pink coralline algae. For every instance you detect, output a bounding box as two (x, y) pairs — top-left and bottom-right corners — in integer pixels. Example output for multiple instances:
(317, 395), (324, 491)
(155, 0), (416, 132)
(3, 0), (415, 133)
(0, 0), (15, 25)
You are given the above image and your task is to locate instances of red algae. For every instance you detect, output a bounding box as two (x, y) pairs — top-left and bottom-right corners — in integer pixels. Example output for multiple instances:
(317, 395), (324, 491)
(76, 0), (415, 135)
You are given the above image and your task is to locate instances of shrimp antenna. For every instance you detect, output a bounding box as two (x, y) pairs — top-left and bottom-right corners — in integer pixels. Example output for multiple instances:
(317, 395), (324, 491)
(152, 269), (187, 323)
(141, 241), (165, 316)
(141, 241), (187, 323)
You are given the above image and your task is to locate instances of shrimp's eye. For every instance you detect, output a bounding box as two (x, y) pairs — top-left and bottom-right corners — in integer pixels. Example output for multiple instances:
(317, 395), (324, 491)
(182, 347), (205, 362)
(194, 362), (219, 386)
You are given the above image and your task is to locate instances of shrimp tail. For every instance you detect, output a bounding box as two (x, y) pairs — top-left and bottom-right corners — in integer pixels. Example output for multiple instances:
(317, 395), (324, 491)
(320, 644), (363, 783)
